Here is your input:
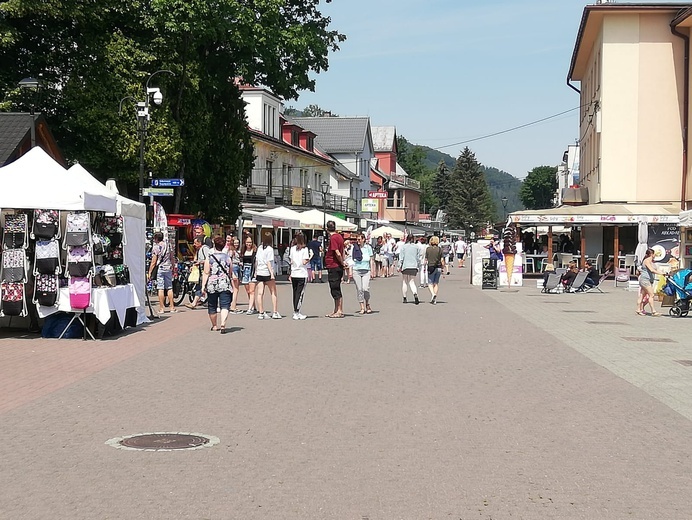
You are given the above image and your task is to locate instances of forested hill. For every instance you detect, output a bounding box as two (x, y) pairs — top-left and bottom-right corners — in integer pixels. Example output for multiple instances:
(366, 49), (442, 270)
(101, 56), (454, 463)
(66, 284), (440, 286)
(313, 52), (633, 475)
(415, 144), (524, 214)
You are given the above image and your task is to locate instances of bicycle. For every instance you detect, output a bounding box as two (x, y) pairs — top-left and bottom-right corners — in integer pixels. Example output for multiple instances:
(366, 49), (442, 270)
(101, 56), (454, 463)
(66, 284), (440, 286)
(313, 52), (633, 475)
(173, 261), (207, 306)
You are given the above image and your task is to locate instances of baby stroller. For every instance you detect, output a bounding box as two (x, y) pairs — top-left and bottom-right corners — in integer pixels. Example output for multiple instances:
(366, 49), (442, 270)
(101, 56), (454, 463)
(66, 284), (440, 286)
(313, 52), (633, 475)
(663, 269), (692, 317)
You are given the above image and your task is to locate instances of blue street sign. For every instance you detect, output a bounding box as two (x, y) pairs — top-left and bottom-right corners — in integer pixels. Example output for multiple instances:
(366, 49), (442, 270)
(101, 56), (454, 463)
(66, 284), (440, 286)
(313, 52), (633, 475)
(151, 178), (185, 187)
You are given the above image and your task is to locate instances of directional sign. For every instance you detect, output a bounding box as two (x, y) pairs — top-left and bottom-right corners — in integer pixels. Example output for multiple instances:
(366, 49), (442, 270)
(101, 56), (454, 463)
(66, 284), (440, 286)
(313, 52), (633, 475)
(143, 188), (174, 197)
(368, 190), (387, 199)
(151, 178), (185, 187)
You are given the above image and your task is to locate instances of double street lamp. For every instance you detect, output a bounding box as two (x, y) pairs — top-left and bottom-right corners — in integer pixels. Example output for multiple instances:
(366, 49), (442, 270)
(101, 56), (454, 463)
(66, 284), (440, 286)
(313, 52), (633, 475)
(119, 70), (175, 202)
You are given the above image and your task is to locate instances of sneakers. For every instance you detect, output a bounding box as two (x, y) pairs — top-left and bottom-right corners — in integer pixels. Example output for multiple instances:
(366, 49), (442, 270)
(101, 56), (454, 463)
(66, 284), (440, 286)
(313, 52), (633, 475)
(257, 312), (267, 320)
(431, 295), (437, 305)
(293, 313), (307, 320)
(246, 308), (257, 315)
(414, 294), (420, 305)
(298, 313), (307, 320)
(271, 312), (283, 320)
(403, 297), (407, 304)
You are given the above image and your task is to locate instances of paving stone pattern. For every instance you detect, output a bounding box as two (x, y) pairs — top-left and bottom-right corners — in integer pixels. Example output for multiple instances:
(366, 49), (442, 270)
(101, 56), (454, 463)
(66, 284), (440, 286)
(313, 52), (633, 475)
(1, 268), (692, 519)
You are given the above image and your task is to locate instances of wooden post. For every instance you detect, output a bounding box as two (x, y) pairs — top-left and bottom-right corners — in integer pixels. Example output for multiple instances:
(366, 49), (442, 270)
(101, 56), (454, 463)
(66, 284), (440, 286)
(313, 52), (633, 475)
(580, 227), (586, 268)
(614, 225), (620, 283)
(547, 226), (553, 262)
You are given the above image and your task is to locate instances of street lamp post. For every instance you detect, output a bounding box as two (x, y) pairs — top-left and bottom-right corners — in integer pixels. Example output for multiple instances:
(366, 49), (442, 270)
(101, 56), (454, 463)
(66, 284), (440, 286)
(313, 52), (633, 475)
(18, 77), (40, 148)
(321, 180), (330, 239)
(119, 69), (174, 202)
(501, 196), (508, 222)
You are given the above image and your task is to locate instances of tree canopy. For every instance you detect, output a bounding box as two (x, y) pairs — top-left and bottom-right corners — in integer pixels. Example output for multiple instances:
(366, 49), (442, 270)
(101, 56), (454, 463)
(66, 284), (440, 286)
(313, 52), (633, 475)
(519, 165), (558, 210)
(0, 0), (345, 221)
(444, 147), (495, 231)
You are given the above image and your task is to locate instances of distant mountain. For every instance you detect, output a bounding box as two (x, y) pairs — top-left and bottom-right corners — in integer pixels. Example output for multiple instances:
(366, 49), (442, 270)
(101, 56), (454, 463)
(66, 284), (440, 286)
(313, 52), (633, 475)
(415, 144), (524, 216)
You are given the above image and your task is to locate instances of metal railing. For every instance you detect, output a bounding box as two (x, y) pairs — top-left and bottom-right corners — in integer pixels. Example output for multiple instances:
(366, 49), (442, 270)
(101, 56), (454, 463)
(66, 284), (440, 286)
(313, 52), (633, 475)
(239, 185), (356, 213)
(389, 174), (420, 190)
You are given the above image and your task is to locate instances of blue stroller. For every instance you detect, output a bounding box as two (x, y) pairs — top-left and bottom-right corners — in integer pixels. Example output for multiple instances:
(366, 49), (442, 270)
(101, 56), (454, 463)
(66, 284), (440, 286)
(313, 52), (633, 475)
(663, 269), (692, 317)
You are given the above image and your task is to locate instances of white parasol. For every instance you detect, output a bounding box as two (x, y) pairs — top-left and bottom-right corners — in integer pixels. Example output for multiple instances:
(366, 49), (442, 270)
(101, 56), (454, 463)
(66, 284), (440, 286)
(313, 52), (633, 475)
(634, 218), (649, 265)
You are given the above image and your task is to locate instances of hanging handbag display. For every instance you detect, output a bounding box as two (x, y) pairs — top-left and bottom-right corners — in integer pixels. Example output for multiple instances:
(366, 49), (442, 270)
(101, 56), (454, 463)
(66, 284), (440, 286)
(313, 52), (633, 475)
(33, 274), (59, 307)
(32, 209), (60, 240)
(34, 239), (61, 275)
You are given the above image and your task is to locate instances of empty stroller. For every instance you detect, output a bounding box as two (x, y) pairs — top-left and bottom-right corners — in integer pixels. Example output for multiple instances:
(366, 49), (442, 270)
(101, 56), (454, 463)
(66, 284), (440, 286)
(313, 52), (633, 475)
(663, 269), (692, 317)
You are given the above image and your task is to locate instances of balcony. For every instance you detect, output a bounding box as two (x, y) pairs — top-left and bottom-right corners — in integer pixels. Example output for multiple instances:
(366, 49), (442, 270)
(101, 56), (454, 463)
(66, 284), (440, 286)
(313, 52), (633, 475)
(389, 174), (421, 190)
(239, 185), (357, 214)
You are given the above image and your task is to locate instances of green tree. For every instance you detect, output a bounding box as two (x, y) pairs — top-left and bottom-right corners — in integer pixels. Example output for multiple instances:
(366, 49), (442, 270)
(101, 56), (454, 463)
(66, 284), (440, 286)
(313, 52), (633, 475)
(0, 0), (345, 221)
(445, 147), (495, 232)
(396, 135), (436, 212)
(519, 165), (558, 210)
(302, 104), (337, 117)
(433, 160), (451, 210)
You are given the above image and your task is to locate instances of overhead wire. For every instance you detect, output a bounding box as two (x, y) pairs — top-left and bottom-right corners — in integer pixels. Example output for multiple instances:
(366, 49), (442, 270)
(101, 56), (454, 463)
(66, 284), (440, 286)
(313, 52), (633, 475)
(432, 102), (594, 151)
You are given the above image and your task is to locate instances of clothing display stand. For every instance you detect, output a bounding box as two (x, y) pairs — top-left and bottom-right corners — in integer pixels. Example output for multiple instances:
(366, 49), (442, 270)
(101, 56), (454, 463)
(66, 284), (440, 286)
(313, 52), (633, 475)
(58, 309), (95, 341)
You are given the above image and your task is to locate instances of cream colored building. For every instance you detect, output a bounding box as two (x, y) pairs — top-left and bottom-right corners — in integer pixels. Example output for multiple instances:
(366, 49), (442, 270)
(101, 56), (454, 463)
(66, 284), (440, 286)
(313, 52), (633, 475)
(568, 3), (692, 209)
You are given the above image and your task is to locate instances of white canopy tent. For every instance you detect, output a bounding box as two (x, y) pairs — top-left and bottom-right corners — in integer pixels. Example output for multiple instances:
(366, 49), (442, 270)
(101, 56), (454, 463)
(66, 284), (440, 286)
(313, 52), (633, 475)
(0, 146), (117, 212)
(299, 209), (357, 231)
(68, 164), (148, 325)
(370, 225), (404, 239)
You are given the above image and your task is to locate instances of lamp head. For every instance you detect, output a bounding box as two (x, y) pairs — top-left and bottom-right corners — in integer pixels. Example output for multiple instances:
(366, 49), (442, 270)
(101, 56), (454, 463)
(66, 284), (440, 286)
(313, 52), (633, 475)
(18, 77), (40, 89)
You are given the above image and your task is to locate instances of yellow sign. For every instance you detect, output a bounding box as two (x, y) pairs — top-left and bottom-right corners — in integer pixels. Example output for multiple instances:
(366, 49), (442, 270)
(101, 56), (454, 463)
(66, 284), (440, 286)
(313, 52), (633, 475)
(291, 187), (303, 206)
(361, 198), (379, 212)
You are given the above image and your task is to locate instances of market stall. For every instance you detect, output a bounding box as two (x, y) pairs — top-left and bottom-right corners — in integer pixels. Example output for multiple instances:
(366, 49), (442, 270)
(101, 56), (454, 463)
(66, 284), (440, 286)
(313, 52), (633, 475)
(0, 147), (142, 337)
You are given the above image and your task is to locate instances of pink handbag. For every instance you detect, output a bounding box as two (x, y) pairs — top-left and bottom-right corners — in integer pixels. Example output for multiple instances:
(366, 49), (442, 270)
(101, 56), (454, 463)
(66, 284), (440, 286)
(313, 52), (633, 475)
(68, 276), (91, 309)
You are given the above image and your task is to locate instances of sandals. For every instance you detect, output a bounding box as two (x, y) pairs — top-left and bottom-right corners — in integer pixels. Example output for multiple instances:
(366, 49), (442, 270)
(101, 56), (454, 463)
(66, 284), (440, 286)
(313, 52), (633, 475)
(356, 309), (365, 315)
(325, 313), (345, 318)
(210, 326), (219, 331)
(365, 306), (373, 314)
(651, 312), (662, 317)
(635, 311), (646, 316)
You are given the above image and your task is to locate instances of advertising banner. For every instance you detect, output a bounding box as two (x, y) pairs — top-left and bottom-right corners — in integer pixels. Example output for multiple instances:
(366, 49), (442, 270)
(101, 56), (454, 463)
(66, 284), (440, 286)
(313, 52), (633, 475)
(361, 198), (378, 212)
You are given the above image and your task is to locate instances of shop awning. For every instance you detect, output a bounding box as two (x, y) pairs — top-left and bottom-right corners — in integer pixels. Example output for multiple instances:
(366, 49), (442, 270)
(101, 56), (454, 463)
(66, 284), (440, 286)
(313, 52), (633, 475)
(509, 203), (680, 225)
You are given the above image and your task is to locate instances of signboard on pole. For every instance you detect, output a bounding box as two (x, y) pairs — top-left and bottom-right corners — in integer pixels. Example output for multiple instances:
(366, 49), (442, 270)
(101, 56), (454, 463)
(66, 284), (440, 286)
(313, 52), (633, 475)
(368, 190), (387, 199)
(143, 188), (174, 197)
(361, 198), (379, 212)
(151, 178), (185, 187)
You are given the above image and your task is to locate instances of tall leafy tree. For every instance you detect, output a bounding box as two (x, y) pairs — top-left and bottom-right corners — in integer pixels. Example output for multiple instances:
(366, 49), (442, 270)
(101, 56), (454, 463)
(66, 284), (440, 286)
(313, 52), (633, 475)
(0, 0), (345, 221)
(396, 135), (436, 213)
(519, 165), (558, 210)
(445, 147), (495, 231)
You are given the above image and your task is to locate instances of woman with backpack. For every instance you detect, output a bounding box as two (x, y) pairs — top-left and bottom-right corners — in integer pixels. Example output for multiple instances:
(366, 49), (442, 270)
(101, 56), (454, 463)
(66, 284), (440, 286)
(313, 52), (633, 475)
(201, 236), (233, 333)
(398, 234), (420, 305)
(352, 233), (374, 314)
(425, 236), (445, 305)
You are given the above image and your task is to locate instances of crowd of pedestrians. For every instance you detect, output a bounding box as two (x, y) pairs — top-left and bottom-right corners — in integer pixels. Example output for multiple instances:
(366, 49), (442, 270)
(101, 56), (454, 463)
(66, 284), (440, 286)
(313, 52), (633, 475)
(181, 224), (472, 329)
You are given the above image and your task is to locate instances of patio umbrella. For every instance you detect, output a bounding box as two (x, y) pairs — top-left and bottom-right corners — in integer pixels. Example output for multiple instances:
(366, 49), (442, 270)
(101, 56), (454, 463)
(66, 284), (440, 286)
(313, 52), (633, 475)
(635, 219), (649, 265)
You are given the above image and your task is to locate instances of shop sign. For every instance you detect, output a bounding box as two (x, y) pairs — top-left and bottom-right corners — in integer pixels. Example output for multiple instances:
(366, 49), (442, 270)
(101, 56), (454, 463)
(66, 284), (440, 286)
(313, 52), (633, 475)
(368, 191), (387, 199)
(361, 198), (379, 212)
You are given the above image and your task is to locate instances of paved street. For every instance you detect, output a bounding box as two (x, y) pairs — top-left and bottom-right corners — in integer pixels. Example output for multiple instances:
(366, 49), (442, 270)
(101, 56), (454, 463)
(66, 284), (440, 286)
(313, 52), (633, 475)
(2, 268), (692, 519)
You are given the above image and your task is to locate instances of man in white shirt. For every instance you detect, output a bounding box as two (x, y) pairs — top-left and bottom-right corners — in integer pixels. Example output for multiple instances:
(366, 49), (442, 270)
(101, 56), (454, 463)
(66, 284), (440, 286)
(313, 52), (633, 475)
(439, 235), (452, 275)
(454, 237), (467, 268)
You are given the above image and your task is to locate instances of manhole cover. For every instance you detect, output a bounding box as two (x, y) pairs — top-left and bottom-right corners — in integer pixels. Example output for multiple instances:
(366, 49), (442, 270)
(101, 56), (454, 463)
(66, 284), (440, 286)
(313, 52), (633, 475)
(675, 360), (692, 366)
(622, 337), (676, 343)
(106, 432), (219, 451)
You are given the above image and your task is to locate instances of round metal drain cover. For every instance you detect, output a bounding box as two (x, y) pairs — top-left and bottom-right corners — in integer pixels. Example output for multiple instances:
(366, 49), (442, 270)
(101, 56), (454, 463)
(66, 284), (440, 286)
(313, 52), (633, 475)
(106, 432), (219, 451)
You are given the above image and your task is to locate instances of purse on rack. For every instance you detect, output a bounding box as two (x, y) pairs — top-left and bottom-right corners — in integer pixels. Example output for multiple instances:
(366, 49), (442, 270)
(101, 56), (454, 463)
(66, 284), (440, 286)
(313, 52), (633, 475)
(66, 245), (93, 277)
(68, 276), (91, 309)
(1, 248), (27, 283)
(34, 239), (61, 275)
(1, 282), (26, 317)
(33, 274), (59, 307)
(64, 212), (90, 246)
(32, 209), (60, 240)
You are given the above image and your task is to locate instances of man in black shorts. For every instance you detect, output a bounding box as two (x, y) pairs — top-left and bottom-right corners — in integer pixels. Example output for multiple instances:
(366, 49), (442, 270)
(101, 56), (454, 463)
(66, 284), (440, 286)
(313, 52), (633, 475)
(324, 220), (345, 318)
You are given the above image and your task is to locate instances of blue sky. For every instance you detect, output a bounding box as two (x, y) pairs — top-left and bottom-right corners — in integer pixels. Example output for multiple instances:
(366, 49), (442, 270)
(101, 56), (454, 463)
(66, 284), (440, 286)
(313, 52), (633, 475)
(292, 0), (663, 179)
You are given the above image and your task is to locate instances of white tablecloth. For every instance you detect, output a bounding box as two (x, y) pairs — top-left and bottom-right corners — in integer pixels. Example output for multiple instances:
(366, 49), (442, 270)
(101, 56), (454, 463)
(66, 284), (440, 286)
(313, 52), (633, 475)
(37, 284), (140, 327)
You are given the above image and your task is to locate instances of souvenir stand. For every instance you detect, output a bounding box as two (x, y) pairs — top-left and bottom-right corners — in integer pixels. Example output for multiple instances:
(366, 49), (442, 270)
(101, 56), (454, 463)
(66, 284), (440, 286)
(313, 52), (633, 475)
(0, 147), (141, 339)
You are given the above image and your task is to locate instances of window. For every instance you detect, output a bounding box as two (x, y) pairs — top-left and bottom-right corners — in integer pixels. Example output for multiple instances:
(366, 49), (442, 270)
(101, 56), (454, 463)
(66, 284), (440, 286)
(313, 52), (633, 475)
(291, 130), (300, 146)
(300, 169), (308, 188)
(306, 136), (314, 151)
(387, 190), (395, 208)
(396, 190), (403, 208)
(265, 160), (273, 194)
